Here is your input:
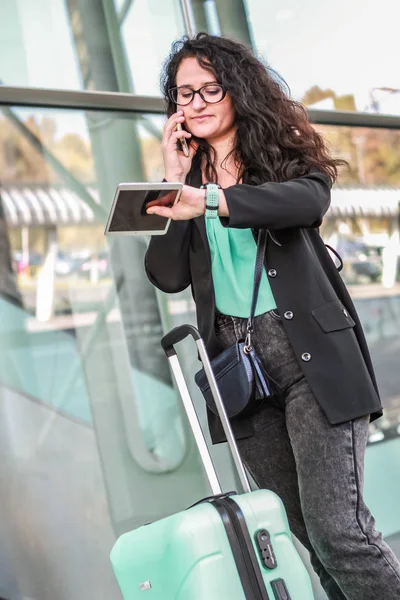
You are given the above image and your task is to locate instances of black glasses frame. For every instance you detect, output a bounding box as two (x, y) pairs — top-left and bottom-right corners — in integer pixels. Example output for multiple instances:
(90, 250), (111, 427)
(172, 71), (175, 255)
(168, 84), (226, 106)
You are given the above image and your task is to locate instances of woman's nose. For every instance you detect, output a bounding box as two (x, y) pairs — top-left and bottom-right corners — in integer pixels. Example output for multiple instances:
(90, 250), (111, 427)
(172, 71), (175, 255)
(192, 92), (207, 110)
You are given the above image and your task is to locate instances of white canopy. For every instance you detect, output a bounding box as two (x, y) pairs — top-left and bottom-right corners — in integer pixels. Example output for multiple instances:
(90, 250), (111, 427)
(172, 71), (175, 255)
(0, 184), (399, 227)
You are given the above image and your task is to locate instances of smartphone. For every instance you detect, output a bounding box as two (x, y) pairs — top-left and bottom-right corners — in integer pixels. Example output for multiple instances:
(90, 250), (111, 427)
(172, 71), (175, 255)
(176, 122), (190, 158)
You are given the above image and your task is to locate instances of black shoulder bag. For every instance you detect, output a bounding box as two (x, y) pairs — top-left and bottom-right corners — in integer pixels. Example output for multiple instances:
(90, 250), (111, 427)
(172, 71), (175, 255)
(195, 229), (279, 419)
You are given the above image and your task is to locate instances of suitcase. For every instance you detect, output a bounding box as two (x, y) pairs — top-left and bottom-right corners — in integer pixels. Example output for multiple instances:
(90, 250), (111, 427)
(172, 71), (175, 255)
(110, 324), (315, 599)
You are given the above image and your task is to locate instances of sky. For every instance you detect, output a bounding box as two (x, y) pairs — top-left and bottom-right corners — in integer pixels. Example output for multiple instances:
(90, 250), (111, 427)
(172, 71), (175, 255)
(0, 0), (399, 142)
(245, 0), (400, 111)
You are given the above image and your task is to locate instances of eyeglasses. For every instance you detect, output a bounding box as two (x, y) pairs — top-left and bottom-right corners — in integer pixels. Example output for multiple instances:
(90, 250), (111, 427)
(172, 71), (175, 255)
(168, 84), (226, 106)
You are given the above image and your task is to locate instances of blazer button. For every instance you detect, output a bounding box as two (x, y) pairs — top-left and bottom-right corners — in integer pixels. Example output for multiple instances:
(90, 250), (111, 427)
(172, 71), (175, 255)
(301, 352), (312, 362)
(268, 269), (277, 278)
(284, 311), (294, 320)
(342, 308), (349, 318)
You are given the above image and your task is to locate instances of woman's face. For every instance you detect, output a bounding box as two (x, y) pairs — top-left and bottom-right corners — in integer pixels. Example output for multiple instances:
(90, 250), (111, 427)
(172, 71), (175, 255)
(175, 57), (236, 144)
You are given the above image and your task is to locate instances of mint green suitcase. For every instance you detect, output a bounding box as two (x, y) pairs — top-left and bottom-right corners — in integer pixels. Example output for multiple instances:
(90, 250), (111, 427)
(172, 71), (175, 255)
(110, 325), (315, 600)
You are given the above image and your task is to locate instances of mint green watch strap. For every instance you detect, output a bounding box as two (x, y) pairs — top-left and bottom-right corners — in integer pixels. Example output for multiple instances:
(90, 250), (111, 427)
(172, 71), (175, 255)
(204, 183), (220, 219)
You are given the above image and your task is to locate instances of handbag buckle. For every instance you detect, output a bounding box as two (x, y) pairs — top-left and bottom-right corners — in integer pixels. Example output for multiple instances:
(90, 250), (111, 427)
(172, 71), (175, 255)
(244, 331), (252, 354)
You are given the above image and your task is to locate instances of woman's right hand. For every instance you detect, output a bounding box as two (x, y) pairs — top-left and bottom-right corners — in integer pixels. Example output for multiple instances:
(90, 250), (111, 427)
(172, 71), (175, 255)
(162, 111), (198, 183)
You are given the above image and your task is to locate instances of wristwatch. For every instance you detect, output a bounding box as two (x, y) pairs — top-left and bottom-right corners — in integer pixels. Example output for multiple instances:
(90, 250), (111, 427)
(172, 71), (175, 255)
(200, 182), (221, 219)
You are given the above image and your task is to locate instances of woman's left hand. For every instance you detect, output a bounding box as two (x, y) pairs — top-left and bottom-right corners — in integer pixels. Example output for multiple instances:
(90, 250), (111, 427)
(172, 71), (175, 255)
(146, 185), (205, 220)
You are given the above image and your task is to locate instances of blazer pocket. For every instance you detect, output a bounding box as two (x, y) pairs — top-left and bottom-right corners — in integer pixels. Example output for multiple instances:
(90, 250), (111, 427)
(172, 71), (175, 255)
(312, 299), (356, 333)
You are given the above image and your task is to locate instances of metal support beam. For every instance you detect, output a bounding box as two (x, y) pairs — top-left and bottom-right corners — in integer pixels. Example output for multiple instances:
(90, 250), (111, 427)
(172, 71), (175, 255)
(100, 0), (133, 93)
(1, 85), (400, 131)
(180, 0), (197, 37)
(118, 0), (134, 25)
(2, 106), (107, 221)
(308, 108), (400, 130)
(0, 85), (400, 129)
(0, 85), (164, 113)
(213, 0), (253, 47)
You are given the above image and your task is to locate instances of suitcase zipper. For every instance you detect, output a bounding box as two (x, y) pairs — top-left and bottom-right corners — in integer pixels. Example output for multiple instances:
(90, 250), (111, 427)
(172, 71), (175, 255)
(211, 497), (270, 600)
(222, 497), (271, 600)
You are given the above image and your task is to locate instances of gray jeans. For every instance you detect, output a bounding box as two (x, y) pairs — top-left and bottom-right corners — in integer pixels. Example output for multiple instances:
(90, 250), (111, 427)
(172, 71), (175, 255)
(215, 309), (400, 600)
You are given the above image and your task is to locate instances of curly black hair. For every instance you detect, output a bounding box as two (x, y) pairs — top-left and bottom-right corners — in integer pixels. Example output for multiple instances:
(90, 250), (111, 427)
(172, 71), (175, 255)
(161, 33), (345, 185)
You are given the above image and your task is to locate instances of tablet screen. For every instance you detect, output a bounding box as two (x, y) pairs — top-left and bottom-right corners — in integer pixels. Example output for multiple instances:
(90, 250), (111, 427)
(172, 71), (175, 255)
(107, 188), (180, 234)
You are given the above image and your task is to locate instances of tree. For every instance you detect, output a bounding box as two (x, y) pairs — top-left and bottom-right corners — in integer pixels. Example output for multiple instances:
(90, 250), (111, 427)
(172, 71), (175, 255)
(0, 113), (94, 184)
(55, 133), (94, 183)
(302, 86), (336, 107)
(302, 85), (400, 187)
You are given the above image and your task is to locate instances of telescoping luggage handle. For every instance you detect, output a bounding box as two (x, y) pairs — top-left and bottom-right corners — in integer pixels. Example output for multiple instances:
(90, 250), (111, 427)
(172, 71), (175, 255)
(161, 324), (251, 495)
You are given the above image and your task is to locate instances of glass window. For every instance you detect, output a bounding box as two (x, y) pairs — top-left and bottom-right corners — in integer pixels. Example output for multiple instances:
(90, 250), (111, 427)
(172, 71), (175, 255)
(0, 105), (222, 599)
(0, 0), (185, 94)
(120, 0), (186, 95)
(2, 104), (399, 597)
(317, 125), (400, 555)
(242, 0), (400, 115)
(0, 0), (81, 89)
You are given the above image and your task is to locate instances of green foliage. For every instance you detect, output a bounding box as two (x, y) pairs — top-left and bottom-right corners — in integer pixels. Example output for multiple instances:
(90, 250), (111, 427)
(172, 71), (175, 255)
(0, 114), (94, 183)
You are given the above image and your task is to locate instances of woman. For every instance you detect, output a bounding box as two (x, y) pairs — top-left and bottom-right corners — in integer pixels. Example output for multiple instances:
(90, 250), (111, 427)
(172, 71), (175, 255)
(145, 33), (400, 599)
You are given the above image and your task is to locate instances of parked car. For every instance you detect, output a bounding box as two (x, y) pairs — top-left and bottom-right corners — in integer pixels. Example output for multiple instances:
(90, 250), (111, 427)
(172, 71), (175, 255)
(54, 251), (84, 277)
(79, 251), (110, 279)
(13, 250), (84, 278)
(13, 251), (43, 276)
(336, 238), (383, 284)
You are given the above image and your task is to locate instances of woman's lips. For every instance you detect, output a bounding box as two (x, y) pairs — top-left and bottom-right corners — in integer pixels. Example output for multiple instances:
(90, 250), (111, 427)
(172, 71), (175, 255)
(191, 115), (212, 122)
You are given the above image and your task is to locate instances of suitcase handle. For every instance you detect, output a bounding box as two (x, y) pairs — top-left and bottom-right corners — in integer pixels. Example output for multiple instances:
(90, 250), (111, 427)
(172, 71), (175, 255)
(161, 324), (201, 356)
(161, 325), (251, 494)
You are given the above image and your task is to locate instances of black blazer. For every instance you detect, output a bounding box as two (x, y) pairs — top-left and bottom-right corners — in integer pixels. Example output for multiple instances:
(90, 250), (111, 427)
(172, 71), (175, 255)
(145, 167), (382, 444)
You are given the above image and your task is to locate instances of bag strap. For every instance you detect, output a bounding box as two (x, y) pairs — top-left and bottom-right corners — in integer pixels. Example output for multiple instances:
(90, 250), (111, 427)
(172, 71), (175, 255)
(245, 229), (268, 348)
(325, 244), (344, 272)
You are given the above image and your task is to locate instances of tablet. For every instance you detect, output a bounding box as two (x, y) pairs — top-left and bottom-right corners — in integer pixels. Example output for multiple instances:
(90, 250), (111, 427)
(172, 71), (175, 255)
(104, 182), (183, 236)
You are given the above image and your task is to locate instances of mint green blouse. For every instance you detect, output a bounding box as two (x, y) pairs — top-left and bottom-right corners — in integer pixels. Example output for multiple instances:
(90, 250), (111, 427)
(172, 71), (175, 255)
(205, 217), (277, 318)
